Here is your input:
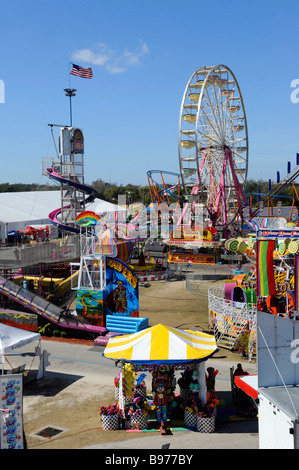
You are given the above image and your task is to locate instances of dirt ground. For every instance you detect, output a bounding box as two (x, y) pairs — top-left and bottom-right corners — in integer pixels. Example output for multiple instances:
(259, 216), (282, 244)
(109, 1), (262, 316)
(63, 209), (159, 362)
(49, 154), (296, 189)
(140, 278), (220, 331)
(22, 278), (250, 450)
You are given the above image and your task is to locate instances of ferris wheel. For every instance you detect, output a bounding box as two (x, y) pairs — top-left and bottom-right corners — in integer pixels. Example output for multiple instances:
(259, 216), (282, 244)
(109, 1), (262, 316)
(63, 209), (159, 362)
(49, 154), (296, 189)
(178, 64), (249, 231)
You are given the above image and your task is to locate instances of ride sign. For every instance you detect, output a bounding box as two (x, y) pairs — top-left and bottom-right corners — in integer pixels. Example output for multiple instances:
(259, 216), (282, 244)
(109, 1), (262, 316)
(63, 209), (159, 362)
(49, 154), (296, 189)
(72, 128), (84, 154)
(0, 374), (24, 449)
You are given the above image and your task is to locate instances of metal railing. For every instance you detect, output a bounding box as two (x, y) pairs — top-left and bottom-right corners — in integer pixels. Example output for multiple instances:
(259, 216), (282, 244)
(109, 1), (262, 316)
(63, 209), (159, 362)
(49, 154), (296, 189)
(0, 275), (91, 331)
(0, 275), (62, 321)
(208, 287), (257, 362)
(208, 287), (256, 318)
(0, 237), (80, 268)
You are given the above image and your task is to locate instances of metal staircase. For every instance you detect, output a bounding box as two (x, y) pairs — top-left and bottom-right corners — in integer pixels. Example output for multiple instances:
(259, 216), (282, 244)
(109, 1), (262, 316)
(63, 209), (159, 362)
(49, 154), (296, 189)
(214, 314), (249, 350)
(209, 287), (257, 357)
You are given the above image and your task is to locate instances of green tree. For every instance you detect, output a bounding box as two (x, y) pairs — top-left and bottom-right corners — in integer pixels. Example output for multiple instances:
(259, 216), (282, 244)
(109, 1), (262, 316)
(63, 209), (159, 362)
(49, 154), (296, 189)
(245, 178), (299, 207)
(103, 185), (126, 203)
(138, 186), (151, 205)
(124, 184), (140, 203)
(91, 178), (109, 200)
(0, 182), (57, 192)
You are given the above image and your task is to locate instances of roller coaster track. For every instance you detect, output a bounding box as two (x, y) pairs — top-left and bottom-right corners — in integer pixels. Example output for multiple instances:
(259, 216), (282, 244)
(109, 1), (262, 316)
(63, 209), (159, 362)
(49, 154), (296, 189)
(147, 170), (185, 204)
(252, 163), (299, 215)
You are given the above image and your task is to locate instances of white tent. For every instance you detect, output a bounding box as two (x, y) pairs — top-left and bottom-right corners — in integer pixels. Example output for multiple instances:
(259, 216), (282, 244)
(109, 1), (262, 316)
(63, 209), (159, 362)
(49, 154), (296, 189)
(0, 190), (126, 241)
(0, 324), (40, 352)
(0, 324), (48, 380)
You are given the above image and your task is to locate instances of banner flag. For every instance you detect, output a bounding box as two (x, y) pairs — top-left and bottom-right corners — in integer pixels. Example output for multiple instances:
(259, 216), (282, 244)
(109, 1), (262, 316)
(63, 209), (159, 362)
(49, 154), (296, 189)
(294, 254), (299, 310)
(256, 239), (276, 297)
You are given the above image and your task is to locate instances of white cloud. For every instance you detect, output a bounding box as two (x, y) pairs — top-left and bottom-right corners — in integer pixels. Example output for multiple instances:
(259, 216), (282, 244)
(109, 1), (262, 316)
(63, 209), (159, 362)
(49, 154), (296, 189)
(71, 40), (149, 74)
(72, 47), (108, 66)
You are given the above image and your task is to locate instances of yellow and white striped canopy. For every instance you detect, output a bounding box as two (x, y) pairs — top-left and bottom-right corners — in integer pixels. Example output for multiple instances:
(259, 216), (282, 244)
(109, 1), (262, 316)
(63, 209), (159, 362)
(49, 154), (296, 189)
(103, 323), (218, 364)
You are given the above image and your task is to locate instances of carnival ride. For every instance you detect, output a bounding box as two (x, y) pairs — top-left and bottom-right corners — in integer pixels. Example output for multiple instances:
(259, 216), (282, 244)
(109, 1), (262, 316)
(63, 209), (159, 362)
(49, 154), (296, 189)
(43, 163), (140, 333)
(146, 67), (299, 275)
(204, 146), (299, 361)
(0, 125), (140, 337)
(208, 231), (299, 363)
(0, 272), (105, 335)
(146, 64), (254, 270)
(148, 66), (299, 242)
(46, 167), (98, 233)
(3, 65), (299, 347)
(251, 154), (299, 216)
(147, 170), (184, 205)
(178, 65), (250, 233)
(145, 66), (255, 268)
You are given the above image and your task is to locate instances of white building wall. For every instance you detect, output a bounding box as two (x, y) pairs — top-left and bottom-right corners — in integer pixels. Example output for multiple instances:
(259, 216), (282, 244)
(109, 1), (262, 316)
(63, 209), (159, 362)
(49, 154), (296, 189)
(258, 393), (295, 449)
(0, 223), (5, 242)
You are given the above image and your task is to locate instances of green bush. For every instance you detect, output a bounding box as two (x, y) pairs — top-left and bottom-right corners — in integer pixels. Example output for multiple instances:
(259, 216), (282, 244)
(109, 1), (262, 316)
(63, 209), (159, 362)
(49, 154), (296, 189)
(38, 323), (53, 336)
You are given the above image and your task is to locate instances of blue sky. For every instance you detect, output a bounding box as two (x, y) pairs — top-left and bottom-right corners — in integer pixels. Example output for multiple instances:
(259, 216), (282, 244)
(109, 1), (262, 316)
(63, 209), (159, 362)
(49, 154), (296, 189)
(1, 0), (299, 189)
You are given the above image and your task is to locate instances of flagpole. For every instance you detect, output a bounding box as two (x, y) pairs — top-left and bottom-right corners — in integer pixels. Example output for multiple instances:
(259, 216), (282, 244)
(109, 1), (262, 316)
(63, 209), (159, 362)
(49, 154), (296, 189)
(64, 87), (76, 127)
(64, 62), (76, 126)
(68, 62), (72, 88)
(65, 62), (92, 125)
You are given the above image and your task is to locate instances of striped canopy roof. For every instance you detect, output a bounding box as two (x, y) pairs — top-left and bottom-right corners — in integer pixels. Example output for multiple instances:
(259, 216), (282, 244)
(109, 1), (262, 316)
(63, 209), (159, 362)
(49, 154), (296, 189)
(103, 323), (218, 364)
(97, 229), (134, 261)
(97, 229), (118, 257)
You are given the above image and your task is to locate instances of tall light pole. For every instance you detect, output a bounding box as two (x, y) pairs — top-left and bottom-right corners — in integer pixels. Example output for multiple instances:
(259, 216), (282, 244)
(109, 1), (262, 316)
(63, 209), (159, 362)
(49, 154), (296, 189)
(64, 88), (76, 126)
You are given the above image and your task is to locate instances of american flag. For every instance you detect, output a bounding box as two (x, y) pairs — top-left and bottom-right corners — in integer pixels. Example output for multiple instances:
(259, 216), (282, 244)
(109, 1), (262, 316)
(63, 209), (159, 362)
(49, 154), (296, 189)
(70, 63), (93, 79)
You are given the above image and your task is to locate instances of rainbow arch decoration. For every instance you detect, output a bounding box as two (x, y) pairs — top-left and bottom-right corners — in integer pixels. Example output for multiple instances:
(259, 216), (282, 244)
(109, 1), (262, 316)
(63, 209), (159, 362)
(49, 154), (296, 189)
(76, 210), (102, 226)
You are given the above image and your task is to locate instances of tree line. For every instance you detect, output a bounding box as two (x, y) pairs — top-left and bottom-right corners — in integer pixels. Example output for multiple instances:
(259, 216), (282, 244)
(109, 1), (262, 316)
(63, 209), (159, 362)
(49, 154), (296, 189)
(0, 179), (298, 207)
(90, 179), (152, 205)
(245, 179), (299, 206)
(0, 180), (153, 205)
(0, 183), (58, 192)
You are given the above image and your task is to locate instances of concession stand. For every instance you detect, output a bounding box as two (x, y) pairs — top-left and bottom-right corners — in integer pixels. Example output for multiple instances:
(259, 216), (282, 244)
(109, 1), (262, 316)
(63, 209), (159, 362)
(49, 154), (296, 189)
(101, 323), (219, 433)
